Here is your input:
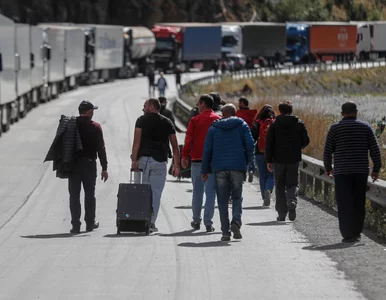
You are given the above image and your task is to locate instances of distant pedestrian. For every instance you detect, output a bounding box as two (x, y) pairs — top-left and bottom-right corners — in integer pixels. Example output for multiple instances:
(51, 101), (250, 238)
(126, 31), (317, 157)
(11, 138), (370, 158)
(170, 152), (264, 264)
(251, 105), (276, 206)
(131, 98), (180, 233)
(201, 104), (254, 241)
(159, 97), (184, 133)
(182, 95), (221, 232)
(265, 101), (310, 222)
(175, 66), (182, 89)
(236, 97), (258, 182)
(323, 101), (381, 243)
(157, 72), (168, 97)
(147, 68), (155, 97)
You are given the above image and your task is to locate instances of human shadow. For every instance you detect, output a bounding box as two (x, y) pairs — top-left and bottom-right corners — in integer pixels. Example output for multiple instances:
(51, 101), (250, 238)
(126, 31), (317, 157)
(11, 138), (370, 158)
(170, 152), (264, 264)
(159, 229), (221, 237)
(104, 233), (160, 238)
(303, 242), (365, 251)
(166, 179), (191, 183)
(175, 205), (219, 210)
(243, 206), (270, 211)
(186, 189), (193, 193)
(246, 221), (290, 226)
(21, 232), (90, 239)
(178, 241), (236, 248)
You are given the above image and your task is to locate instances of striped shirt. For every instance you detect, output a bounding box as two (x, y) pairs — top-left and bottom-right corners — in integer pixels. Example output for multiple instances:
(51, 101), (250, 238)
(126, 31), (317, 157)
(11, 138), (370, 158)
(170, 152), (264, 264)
(323, 117), (382, 175)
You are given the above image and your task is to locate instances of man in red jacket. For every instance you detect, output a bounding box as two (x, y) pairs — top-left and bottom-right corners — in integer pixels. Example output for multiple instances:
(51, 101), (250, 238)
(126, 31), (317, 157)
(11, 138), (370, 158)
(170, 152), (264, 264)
(182, 95), (221, 232)
(236, 97), (257, 182)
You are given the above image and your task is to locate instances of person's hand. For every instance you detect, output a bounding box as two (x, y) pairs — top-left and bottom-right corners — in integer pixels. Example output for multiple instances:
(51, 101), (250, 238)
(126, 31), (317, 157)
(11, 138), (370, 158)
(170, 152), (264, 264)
(371, 172), (379, 182)
(267, 163), (273, 173)
(201, 174), (208, 181)
(181, 158), (189, 169)
(131, 160), (139, 170)
(101, 171), (109, 182)
(327, 169), (334, 177)
(172, 166), (180, 177)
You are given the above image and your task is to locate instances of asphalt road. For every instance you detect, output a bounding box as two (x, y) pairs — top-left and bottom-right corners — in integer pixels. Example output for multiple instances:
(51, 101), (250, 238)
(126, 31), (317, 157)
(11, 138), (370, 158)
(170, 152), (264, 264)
(0, 72), (384, 300)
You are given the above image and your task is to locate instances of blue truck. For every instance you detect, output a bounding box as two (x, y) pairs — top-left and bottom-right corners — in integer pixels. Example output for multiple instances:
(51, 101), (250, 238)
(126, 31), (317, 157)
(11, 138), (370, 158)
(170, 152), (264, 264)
(286, 23), (311, 64)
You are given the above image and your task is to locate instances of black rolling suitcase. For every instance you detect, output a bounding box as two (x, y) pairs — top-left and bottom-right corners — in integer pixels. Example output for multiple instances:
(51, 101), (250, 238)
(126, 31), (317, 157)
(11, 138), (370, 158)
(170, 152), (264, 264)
(116, 169), (153, 235)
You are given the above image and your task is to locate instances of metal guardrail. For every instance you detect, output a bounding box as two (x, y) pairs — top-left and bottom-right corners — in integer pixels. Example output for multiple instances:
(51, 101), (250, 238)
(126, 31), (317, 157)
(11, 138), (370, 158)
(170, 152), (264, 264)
(174, 61), (386, 208)
(180, 60), (386, 95)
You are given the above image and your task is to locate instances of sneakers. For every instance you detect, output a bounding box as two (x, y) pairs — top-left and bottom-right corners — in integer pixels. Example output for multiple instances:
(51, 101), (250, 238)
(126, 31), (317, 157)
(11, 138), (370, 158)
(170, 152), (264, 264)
(288, 202), (297, 221)
(70, 227), (80, 234)
(277, 214), (286, 221)
(248, 171), (254, 183)
(221, 235), (231, 242)
(191, 221), (200, 230)
(86, 220), (100, 232)
(206, 225), (215, 232)
(342, 234), (361, 243)
(263, 190), (271, 207)
(230, 222), (242, 239)
(150, 223), (158, 233)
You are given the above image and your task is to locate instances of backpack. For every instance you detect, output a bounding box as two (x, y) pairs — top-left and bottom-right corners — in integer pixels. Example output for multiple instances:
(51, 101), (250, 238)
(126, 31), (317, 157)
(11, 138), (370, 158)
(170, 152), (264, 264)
(257, 118), (274, 153)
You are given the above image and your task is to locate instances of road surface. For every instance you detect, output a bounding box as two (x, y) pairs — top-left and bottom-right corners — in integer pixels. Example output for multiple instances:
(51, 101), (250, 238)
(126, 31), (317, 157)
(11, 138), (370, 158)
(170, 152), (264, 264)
(0, 72), (384, 300)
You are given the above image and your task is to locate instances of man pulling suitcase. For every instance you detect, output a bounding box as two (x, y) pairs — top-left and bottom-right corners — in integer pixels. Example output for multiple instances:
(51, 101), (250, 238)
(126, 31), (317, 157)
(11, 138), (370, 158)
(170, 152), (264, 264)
(130, 98), (180, 233)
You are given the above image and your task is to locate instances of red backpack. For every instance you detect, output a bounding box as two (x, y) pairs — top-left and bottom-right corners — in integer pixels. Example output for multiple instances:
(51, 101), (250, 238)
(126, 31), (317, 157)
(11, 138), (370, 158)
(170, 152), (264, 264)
(257, 118), (274, 153)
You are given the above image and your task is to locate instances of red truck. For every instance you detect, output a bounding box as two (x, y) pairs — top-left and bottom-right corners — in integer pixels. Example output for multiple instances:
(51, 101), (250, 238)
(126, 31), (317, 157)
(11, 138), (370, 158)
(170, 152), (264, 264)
(151, 24), (183, 72)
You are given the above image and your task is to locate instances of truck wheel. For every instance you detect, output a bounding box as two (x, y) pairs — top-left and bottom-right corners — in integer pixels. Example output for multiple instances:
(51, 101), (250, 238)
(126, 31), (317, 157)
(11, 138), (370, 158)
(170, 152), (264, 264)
(20, 96), (27, 118)
(2, 105), (11, 132)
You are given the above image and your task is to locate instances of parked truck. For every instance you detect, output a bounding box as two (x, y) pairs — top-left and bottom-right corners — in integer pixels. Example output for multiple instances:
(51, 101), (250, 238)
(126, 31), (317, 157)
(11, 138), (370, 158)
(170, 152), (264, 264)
(151, 24), (183, 72)
(119, 26), (156, 78)
(286, 22), (357, 64)
(351, 21), (386, 61)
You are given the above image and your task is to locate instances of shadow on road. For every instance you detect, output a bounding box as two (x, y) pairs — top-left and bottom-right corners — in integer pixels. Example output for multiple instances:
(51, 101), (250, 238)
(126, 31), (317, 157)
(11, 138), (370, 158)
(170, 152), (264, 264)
(175, 205), (219, 210)
(246, 221), (290, 226)
(21, 233), (90, 239)
(303, 242), (365, 251)
(166, 180), (191, 183)
(159, 229), (221, 237)
(104, 233), (160, 238)
(178, 241), (235, 248)
(243, 206), (270, 211)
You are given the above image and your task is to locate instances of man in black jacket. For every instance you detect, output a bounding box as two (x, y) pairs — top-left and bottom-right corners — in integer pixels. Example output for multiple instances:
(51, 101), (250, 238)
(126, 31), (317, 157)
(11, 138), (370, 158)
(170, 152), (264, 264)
(69, 101), (109, 234)
(159, 97), (184, 133)
(265, 101), (310, 222)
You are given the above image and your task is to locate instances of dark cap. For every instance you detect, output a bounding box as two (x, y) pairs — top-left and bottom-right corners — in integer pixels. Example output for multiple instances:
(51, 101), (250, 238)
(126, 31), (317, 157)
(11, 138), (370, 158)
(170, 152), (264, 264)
(79, 100), (98, 113)
(341, 101), (357, 114)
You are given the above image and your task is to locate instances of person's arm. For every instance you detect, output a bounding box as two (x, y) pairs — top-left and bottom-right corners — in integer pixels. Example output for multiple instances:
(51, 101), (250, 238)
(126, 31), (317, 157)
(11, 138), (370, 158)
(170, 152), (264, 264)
(323, 125), (335, 176)
(300, 122), (310, 149)
(96, 124), (108, 181)
(251, 122), (260, 141)
(368, 125), (382, 181)
(182, 118), (195, 159)
(131, 117), (143, 169)
(169, 133), (180, 177)
(201, 127), (214, 180)
(242, 123), (255, 166)
(265, 123), (275, 163)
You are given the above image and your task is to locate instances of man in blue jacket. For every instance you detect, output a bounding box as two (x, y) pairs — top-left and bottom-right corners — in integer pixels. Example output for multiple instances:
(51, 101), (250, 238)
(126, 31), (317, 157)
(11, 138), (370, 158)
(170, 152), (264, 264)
(201, 104), (255, 241)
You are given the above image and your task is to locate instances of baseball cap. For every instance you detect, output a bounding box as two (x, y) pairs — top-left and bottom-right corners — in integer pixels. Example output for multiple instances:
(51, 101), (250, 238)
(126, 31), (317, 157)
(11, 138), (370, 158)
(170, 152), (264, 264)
(79, 100), (98, 112)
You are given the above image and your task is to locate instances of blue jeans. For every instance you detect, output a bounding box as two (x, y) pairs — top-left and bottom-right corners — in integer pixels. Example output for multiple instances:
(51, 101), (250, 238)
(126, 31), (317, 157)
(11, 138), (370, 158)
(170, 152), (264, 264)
(255, 154), (274, 199)
(191, 162), (216, 225)
(158, 88), (165, 97)
(215, 170), (244, 235)
(134, 157), (167, 224)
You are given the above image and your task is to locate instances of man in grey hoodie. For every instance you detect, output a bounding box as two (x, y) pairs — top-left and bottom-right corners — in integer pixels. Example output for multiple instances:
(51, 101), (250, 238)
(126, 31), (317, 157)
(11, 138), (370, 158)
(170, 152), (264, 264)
(265, 101), (310, 222)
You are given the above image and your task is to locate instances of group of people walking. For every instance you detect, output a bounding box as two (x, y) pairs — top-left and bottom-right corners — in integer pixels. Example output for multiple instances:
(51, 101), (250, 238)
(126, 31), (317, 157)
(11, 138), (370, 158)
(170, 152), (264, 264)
(49, 86), (382, 244)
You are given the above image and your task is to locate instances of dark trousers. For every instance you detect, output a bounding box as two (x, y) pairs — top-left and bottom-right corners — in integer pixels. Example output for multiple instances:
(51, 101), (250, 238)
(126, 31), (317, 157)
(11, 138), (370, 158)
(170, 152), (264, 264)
(274, 163), (299, 215)
(334, 174), (368, 239)
(68, 158), (97, 228)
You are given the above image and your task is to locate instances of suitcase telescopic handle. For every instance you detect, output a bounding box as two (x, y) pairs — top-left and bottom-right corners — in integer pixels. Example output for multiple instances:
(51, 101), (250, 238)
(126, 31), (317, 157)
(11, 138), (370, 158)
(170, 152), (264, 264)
(130, 168), (143, 184)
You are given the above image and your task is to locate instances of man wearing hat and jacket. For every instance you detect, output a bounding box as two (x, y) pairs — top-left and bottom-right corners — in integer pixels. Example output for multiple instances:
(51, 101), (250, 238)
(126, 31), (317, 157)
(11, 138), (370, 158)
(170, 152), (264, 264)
(69, 100), (109, 234)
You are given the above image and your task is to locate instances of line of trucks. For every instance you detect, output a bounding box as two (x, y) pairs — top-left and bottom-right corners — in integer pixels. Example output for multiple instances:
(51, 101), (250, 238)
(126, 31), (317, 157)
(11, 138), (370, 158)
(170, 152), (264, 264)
(1, 14), (386, 137)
